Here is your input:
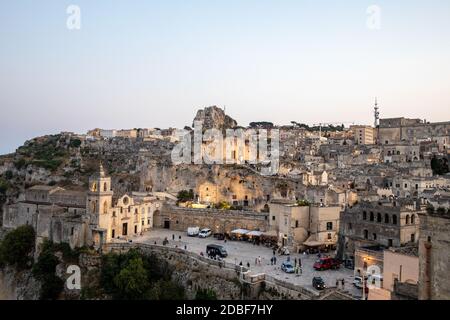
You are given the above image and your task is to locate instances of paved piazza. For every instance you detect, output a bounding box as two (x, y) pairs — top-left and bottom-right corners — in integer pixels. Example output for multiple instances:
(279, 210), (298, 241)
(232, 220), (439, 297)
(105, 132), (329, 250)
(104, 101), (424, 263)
(129, 228), (362, 297)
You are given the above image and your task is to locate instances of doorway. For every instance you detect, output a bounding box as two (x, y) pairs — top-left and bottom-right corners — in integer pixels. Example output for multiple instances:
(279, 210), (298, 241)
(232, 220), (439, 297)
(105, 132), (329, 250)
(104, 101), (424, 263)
(164, 220), (170, 229)
(122, 223), (128, 236)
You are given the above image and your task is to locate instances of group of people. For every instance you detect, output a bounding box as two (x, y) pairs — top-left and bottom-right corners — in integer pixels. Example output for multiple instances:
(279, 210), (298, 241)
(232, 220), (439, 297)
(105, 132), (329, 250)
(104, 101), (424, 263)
(335, 278), (346, 289)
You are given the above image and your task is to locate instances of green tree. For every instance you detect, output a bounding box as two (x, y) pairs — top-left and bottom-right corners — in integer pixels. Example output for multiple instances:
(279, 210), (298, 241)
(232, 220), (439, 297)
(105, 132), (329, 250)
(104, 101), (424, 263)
(177, 189), (195, 203)
(431, 156), (449, 175)
(69, 139), (82, 148)
(0, 225), (35, 269)
(195, 288), (217, 300)
(113, 257), (148, 299)
(215, 201), (231, 210)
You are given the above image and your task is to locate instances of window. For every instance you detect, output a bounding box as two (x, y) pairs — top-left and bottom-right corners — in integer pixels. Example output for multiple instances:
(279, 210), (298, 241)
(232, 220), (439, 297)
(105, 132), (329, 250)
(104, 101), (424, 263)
(406, 215), (410, 225)
(370, 212), (374, 222)
(348, 223), (352, 230)
(134, 225), (138, 233)
(295, 220), (299, 228)
(363, 211), (367, 220)
(103, 182), (108, 192)
(373, 233), (377, 240)
(326, 222), (333, 230)
(103, 201), (108, 214)
(27, 207), (29, 213)
(272, 216), (276, 221)
(363, 230), (369, 239)
(111, 229), (115, 238)
(327, 233), (332, 240)
(142, 220), (144, 226)
(388, 239), (393, 247)
(377, 213), (382, 223)
(384, 214), (389, 224)
(411, 234), (415, 242)
(411, 215), (415, 224)
(71, 227), (74, 236)
(392, 215), (398, 225)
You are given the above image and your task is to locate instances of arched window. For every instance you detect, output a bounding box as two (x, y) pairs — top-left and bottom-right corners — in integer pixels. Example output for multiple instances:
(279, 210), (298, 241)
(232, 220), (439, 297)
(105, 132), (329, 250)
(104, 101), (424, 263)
(363, 211), (367, 220)
(135, 208), (138, 214)
(377, 213), (382, 223)
(392, 215), (398, 225)
(406, 215), (410, 225)
(363, 230), (369, 239)
(370, 212), (374, 222)
(92, 201), (97, 213)
(373, 233), (377, 240)
(92, 182), (97, 192)
(411, 215), (416, 224)
(384, 214), (389, 223)
(104, 182), (108, 192)
(103, 201), (108, 214)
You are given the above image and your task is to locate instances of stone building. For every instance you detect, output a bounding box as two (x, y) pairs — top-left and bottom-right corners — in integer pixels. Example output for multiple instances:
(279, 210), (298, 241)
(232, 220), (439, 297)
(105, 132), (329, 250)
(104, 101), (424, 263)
(418, 208), (450, 300)
(339, 199), (423, 262)
(268, 201), (341, 252)
(2, 164), (160, 249)
(378, 117), (450, 145)
(368, 246), (419, 300)
(350, 125), (375, 145)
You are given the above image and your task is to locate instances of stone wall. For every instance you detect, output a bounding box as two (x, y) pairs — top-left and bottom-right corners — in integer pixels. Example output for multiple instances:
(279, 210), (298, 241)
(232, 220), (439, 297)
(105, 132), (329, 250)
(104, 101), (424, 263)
(418, 212), (450, 300)
(155, 204), (269, 233)
(104, 243), (320, 300)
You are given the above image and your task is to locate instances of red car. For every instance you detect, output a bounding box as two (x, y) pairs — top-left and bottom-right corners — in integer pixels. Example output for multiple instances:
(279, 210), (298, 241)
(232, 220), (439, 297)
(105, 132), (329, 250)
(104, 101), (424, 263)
(313, 257), (341, 270)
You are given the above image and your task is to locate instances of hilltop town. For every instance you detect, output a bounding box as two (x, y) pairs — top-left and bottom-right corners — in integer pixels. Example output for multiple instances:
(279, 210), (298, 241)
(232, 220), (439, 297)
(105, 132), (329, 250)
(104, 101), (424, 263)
(0, 105), (449, 300)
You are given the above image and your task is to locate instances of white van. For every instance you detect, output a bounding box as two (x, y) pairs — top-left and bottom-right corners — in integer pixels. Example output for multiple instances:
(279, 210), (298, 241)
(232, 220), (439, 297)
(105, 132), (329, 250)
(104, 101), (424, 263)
(198, 228), (212, 238)
(187, 227), (200, 237)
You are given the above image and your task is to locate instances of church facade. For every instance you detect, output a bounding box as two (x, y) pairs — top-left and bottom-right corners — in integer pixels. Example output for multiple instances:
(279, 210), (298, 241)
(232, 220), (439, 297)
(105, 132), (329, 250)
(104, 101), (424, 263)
(2, 164), (160, 249)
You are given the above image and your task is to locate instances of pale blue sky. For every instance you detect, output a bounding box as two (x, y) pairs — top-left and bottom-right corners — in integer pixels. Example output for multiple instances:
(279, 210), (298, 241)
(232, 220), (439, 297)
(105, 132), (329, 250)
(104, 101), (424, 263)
(1, 0), (450, 154)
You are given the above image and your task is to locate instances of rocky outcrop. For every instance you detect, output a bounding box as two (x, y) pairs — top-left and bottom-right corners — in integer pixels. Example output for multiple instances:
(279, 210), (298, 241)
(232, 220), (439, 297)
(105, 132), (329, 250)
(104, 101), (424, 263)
(0, 267), (40, 300)
(192, 106), (238, 130)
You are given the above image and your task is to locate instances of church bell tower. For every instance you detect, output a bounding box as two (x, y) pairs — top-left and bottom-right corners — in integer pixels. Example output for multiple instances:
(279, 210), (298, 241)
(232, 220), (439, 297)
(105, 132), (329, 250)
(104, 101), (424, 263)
(87, 163), (113, 220)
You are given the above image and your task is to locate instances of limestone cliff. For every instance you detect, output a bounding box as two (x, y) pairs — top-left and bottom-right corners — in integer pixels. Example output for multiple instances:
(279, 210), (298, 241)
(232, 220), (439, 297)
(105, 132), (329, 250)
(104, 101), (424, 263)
(192, 106), (238, 130)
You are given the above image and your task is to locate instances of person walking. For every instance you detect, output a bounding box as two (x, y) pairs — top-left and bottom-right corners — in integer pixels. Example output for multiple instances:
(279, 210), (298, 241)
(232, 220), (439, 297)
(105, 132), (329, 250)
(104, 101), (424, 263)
(274, 256), (277, 265)
(255, 258), (258, 265)
(258, 256), (262, 265)
(172, 234), (175, 241)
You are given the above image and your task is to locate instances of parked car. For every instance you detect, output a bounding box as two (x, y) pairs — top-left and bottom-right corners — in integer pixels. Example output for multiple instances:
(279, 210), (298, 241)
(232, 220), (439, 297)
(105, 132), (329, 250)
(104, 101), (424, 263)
(281, 261), (295, 273)
(206, 244), (228, 258)
(199, 228), (212, 238)
(313, 257), (341, 271)
(187, 227), (200, 237)
(312, 277), (326, 290)
(353, 276), (369, 288)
